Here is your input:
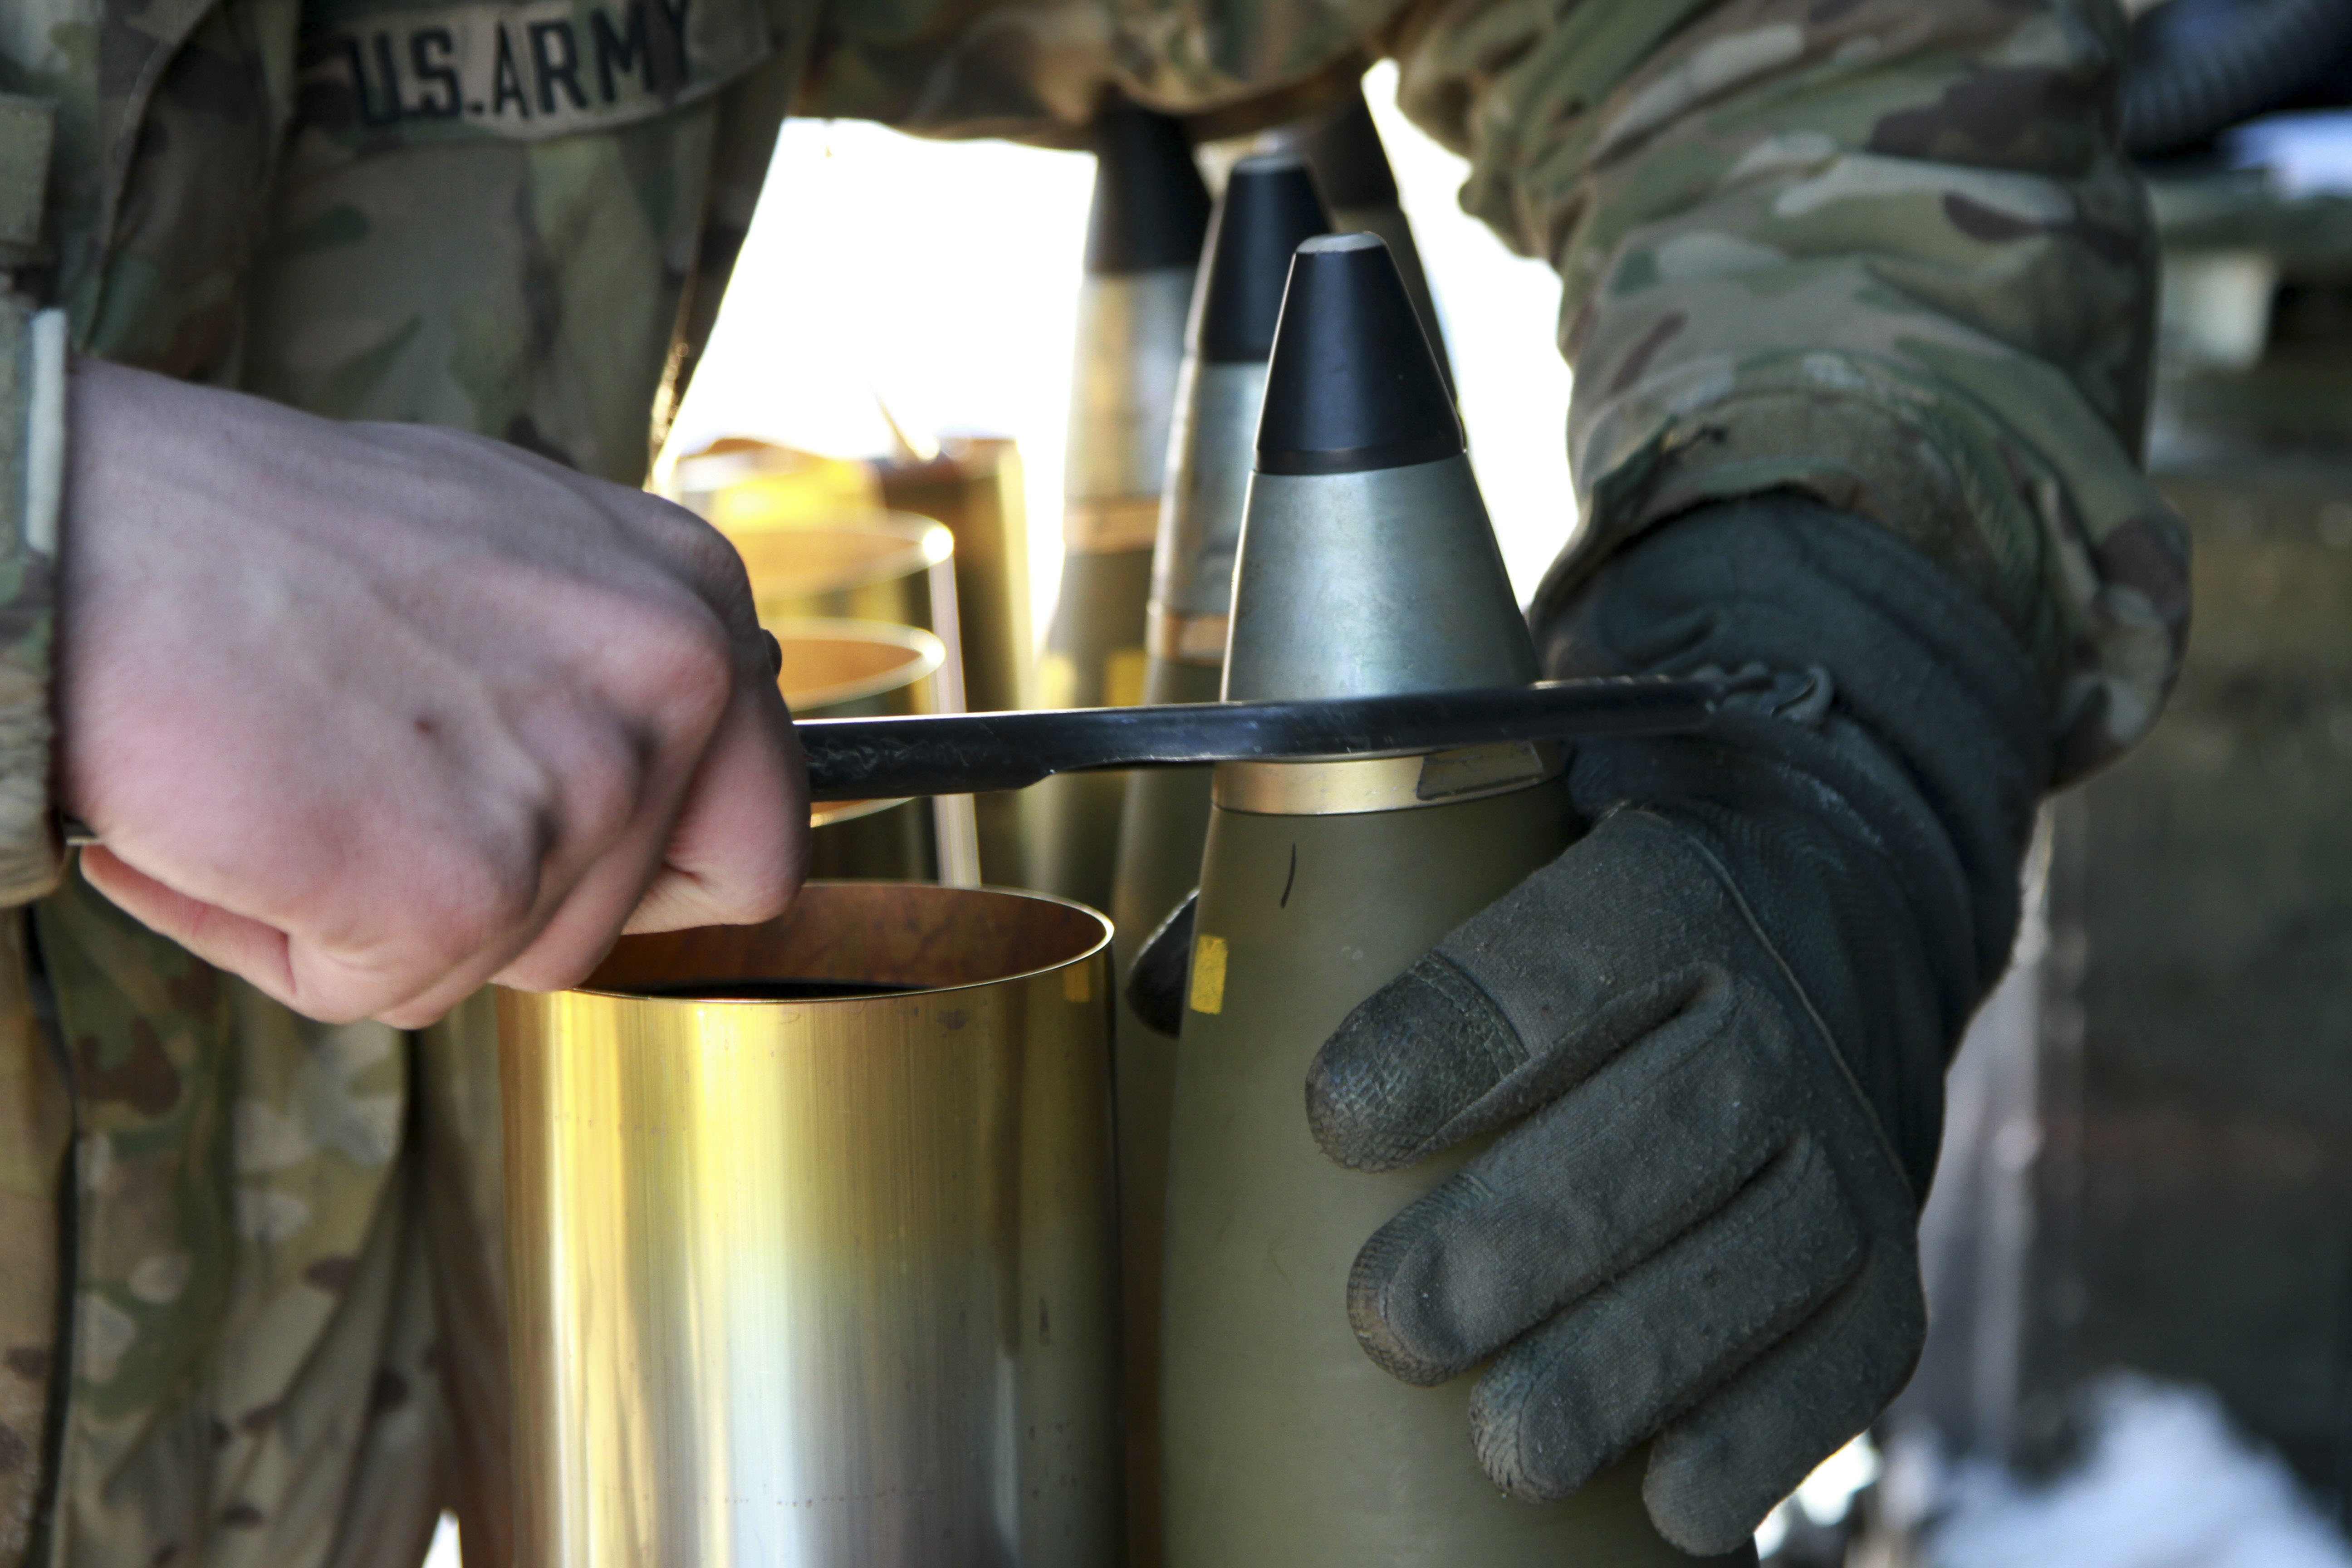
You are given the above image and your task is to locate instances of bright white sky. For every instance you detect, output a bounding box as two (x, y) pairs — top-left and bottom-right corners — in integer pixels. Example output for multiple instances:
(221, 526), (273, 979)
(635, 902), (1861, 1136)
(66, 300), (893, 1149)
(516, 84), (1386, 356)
(662, 60), (1577, 631)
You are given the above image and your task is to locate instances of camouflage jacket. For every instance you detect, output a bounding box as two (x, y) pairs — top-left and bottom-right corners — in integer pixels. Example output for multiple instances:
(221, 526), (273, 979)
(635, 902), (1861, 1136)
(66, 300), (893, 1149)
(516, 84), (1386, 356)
(0, 0), (2180, 1563)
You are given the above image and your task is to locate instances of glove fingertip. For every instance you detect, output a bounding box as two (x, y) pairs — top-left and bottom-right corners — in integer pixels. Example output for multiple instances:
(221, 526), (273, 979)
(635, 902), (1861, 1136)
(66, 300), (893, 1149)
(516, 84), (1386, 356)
(1344, 1230), (1463, 1388)
(1305, 1021), (1413, 1172)
(1640, 1453), (1775, 1561)
(1464, 1343), (1620, 1505)
(1306, 954), (1523, 1172)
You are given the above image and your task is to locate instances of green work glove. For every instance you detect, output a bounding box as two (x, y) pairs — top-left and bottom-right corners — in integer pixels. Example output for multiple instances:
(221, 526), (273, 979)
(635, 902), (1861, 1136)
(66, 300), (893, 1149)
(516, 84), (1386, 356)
(1306, 494), (2049, 1556)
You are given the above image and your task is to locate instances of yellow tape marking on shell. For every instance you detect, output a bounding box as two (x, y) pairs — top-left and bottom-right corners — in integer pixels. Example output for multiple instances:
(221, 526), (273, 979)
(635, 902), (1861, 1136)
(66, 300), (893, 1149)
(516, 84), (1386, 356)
(1188, 935), (1229, 1015)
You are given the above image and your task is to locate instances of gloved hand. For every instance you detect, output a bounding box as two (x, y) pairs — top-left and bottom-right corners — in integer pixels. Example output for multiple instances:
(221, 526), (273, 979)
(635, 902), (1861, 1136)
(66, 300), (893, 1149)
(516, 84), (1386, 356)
(1305, 493), (2048, 1556)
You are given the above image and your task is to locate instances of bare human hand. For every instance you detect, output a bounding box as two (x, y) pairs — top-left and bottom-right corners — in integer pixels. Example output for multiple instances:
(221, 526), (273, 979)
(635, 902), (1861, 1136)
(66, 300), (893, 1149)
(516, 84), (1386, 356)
(57, 360), (808, 1027)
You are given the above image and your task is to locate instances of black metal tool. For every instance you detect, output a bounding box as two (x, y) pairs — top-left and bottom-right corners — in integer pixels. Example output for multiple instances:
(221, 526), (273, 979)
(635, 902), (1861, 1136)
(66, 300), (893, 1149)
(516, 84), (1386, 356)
(797, 675), (1728, 800)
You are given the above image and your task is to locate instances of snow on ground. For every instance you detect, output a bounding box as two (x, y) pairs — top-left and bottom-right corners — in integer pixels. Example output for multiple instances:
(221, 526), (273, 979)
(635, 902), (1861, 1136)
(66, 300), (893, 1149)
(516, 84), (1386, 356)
(1924, 1375), (2352, 1568)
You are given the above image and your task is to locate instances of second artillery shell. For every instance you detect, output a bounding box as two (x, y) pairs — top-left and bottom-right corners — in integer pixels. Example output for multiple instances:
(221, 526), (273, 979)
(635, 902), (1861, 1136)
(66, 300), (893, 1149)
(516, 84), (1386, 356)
(1107, 151), (1333, 1568)
(1031, 99), (1210, 911)
(1262, 88), (1450, 387)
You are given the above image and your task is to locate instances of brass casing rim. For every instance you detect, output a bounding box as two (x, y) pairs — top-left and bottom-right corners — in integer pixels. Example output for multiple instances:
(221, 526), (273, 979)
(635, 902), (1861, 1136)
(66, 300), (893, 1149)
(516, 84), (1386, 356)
(1213, 740), (1563, 816)
(725, 508), (953, 553)
(1147, 603), (1229, 665)
(764, 617), (946, 711)
(568, 879), (1112, 1004)
(728, 513), (953, 589)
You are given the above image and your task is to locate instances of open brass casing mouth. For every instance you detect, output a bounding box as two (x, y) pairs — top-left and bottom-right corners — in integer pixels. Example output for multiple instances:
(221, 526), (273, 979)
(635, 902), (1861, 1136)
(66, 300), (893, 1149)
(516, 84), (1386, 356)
(499, 882), (1118, 1567)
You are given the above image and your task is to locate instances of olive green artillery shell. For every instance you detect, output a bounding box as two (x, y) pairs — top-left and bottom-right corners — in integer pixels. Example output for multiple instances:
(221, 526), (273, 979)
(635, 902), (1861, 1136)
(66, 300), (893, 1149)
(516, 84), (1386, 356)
(1161, 779), (1700, 1567)
(1106, 652), (1221, 1567)
(1030, 545), (1156, 908)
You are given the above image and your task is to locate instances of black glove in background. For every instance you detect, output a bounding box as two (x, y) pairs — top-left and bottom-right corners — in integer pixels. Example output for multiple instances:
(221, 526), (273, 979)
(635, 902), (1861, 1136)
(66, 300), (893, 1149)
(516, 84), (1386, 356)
(1305, 494), (2048, 1554)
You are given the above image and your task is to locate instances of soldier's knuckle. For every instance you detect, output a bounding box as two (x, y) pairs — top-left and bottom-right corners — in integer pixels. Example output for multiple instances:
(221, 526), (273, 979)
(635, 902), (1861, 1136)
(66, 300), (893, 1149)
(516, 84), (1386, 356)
(556, 723), (646, 850)
(669, 508), (751, 593)
(426, 825), (546, 957)
(633, 604), (736, 730)
(627, 493), (751, 598)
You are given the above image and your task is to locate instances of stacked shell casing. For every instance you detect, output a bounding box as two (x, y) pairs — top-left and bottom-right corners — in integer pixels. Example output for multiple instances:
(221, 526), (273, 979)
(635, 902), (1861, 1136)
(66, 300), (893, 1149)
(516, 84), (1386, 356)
(1105, 151), (1332, 1565)
(1029, 102), (1210, 911)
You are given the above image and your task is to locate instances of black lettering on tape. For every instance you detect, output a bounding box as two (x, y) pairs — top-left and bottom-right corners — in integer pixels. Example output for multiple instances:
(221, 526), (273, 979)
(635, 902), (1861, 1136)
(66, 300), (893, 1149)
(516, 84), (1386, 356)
(346, 33), (404, 126)
(301, 0), (765, 141)
(592, 2), (652, 103)
(650, 0), (691, 90)
(492, 24), (531, 117)
(529, 20), (588, 112)
(410, 28), (462, 118)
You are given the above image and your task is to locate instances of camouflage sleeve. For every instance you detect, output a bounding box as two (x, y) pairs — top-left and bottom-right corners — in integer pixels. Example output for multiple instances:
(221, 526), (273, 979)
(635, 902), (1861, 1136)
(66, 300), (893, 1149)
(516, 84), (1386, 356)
(803, 0), (2182, 782)
(1393, 0), (2183, 781)
(0, 94), (63, 906)
(795, 0), (1382, 136)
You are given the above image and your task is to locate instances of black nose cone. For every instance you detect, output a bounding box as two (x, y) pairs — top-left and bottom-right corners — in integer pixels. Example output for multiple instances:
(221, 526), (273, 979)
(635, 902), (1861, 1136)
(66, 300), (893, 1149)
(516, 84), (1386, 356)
(1289, 94), (1398, 212)
(1255, 233), (1461, 476)
(1083, 102), (1212, 277)
(1193, 153), (1333, 365)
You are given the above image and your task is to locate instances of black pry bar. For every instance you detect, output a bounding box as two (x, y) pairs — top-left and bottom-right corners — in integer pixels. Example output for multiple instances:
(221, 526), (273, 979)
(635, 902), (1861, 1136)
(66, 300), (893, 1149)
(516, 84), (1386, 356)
(798, 675), (1727, 800)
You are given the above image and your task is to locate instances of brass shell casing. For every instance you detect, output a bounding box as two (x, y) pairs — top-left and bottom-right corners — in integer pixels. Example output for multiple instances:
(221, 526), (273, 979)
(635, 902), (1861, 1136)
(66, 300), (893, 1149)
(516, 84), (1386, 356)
(875, 437), (1033, 717)
(769, 620), (971, 882)
(1161, 784), (1700, 1566)
(730, 514), (956, 634)
(771, 617), (945, 719)
(744, 516), (981, 883)
(500, 883), (1120, 1568)
(876, 437), (1035, 886)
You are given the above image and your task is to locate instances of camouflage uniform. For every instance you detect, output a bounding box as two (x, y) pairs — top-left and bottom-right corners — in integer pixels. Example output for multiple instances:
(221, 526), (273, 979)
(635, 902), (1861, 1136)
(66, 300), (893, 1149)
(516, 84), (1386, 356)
(0, 0), (2181, 1562)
